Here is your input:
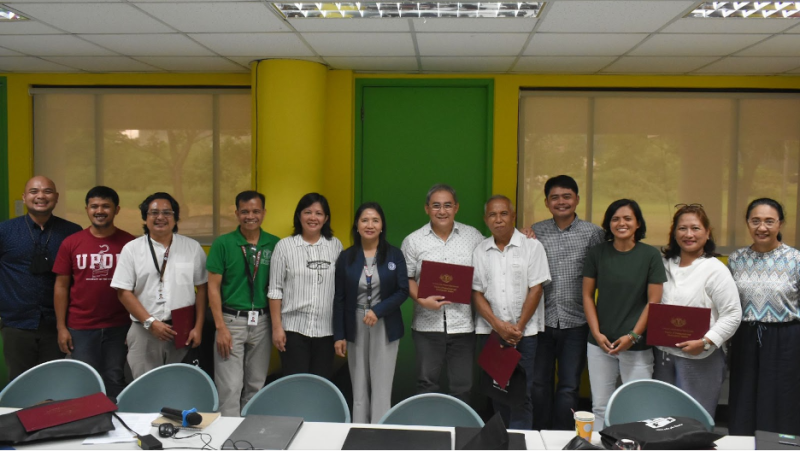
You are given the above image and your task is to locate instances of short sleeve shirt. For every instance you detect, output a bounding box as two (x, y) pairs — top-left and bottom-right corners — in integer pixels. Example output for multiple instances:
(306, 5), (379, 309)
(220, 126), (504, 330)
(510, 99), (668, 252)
(401, 221), (484, 333)
(472, 229), (551, 336)
(207, 227), (280, 311)
(111, 233), (208, 322)
(582, 241), (666, 351)
(728, 243), (800, 323)
(52, 228), (135, 329)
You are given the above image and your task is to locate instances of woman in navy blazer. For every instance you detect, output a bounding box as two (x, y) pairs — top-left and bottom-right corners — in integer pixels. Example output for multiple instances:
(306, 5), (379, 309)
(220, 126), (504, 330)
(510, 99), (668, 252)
(333, 202), (409, 424)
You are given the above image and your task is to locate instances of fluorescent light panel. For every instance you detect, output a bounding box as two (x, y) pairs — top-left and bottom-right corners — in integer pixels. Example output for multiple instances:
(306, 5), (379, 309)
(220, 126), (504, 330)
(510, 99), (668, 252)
(0, 6), (28, 20)
(273, 2), (543, 19)
(688, 2), (800, 18)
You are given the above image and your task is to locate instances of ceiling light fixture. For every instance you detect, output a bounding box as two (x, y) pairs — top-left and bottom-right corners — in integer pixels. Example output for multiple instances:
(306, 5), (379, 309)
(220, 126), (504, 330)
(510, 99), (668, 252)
(0, 6), (28, 21)
(687, 2), (800, 18)
(272, 2), (544, 19)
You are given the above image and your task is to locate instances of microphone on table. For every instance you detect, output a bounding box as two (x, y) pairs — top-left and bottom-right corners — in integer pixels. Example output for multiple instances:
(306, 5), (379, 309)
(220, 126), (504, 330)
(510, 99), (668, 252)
(160, 407), (203, 426)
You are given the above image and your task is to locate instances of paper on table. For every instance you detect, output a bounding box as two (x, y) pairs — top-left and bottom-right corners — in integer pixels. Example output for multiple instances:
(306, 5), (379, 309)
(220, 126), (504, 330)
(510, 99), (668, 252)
(83, 413), (160, 444)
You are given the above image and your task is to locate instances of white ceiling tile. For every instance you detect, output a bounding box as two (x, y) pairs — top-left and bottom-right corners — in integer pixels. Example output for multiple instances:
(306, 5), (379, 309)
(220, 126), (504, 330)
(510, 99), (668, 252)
(43, 56), (163, 72)
(0, 35), (116, 56)
(601, 56), (718, 73)
(736, 35), (800, 57)
(0, 47), (23, 56)
(134, 2), (290, 33)
(416, 33), (528, 56)
(513, 56), (616, 73)
(0, 20), (63, 35)
(694, 56), (800, 74)
(302, 32), (414, 56)
(787, 66), (800, 73)
(189, 33), (313, 57)
(0, 56), (80, 72)
(134, 0), (258, 2)
(6, 0), (122, 3)
(135, 56), (246, 71)
(629, 34), (769, 56)
(662, 18), (798, 34)
(324, 56), (418, 71)
(226, 55), (323, 67)
(525, 33), (646, 56)
(6, 3), (174, 33)
(412, 18), (536, 33)
(786, 23), (800, 33)
(421, 56), (515, 72)
(290, 18), (410, 32)
(538, 1), (696, 33)
(79, 34), (214, 56)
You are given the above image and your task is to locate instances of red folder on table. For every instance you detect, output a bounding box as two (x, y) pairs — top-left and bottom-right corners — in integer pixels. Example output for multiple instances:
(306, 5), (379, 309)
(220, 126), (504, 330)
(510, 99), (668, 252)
(171, 305), (196, 350)
(15, 392), (117, 432)
(478, 332), (521, 389)
(417, 260), (474, 305)
(647, 303), (711, 347)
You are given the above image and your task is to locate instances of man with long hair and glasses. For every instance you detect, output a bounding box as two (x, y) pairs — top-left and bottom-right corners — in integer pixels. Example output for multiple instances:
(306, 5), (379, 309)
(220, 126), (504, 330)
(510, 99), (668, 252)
(111, 192), (208, 379)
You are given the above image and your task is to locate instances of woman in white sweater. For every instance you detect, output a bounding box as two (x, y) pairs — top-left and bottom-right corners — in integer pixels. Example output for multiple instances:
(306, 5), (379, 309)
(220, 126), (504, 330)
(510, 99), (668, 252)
(654, 204), (742, 417)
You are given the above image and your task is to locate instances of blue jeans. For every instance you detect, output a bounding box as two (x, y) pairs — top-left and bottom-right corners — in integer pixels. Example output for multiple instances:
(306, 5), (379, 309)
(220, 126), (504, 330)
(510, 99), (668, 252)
(479, 334), (537, 430)
(532, 325), (589, 430)
(69, 325), (130, 400)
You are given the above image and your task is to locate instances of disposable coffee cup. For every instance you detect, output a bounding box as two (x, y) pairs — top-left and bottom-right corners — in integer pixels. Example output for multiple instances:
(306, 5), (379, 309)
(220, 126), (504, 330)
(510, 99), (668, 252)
(574, 411), (595, 441)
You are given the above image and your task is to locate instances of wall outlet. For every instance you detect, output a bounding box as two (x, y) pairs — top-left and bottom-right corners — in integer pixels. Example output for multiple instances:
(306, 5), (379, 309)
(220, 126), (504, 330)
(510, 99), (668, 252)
(14, 200), (24, 217)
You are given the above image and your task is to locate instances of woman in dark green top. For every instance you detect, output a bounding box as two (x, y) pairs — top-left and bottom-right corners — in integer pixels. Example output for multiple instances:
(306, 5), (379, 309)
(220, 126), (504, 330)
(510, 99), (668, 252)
(582, 199), (667, 431)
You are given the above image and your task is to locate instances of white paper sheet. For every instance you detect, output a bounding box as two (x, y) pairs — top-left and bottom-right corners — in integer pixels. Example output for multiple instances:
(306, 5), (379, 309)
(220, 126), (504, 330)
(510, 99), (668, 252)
(82, 413), (160, 444)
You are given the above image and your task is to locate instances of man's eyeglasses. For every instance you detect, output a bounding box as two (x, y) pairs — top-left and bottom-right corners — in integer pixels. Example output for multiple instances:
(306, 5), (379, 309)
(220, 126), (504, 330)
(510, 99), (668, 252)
(306, 260), (331, 270)
(147, 210), (175, 217)
(429, 203), (455, 212)
(748, 219), (779, 229)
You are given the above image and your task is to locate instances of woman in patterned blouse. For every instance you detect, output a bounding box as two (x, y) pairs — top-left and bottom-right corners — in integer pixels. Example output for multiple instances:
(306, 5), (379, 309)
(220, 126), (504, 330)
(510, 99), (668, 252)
(727, 198), (800, 436)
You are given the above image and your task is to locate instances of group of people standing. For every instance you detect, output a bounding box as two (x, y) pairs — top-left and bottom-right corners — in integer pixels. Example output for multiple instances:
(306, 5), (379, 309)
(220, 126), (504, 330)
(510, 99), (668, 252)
(0, 174), (797, 437)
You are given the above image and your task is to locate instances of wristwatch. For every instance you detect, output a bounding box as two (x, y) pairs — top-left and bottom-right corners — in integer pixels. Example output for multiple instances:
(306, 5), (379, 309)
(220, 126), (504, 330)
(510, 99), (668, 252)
(143, 316), (156, 330)
(701, 337), (711, 351)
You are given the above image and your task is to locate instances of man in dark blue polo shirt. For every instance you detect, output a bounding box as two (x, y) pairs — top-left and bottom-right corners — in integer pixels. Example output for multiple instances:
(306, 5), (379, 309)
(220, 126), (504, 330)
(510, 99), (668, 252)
(0, 176), (82, 380)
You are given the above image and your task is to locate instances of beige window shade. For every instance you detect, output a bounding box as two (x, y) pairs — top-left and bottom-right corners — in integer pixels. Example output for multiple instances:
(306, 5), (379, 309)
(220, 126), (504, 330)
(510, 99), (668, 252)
(519, 91), (800, 253)
(33, 88), (251, 245)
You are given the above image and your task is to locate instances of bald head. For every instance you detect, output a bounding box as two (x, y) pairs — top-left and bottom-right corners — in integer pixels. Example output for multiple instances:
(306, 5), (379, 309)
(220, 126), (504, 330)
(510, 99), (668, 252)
(23, 176), (59, 220)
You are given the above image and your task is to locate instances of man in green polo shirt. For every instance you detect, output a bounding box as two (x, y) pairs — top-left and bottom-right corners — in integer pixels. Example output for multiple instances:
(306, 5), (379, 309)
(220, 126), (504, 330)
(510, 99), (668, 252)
(207, 190), (280, 417)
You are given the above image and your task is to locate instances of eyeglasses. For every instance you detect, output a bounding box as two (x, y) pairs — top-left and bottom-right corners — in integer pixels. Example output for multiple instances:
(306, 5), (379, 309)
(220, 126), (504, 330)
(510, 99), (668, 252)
(748, 219), (779, 229)
(674, 203), (704, 209)
(147, 210), (175, 217)
(429, 203), (455, 211)
(306, 260), (331, 270)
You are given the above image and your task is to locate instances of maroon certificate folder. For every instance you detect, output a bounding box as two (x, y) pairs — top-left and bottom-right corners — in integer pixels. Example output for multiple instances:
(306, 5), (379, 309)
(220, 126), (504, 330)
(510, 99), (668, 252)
(171, 305), (196, 350)
(15, 392), (117, 432)
(478, 332), (521, 389)
(417, 260), (474, 305)
(646, 303), (711, 347)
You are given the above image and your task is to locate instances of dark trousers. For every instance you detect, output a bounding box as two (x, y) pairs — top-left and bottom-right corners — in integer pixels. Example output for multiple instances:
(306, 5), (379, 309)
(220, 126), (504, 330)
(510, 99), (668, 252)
(729, 321), (800, 436)
(69, 324), (130, 400)
(0, 321), (64, 381)
(412, 330), (475, 404)
(479, 334), (537, 430)
(280, 331), (335, 380)
(531, 324), (589, 430)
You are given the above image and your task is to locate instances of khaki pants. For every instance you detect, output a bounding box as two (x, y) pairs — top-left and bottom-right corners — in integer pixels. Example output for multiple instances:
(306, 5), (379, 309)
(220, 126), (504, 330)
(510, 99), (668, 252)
(127, 322), (189, 380)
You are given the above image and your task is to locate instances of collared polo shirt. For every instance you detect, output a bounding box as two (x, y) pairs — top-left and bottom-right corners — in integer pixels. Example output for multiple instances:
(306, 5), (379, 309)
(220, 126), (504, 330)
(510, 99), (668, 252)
(111, 233), (208, 322)
(207, 227), (280, 311)
(532, 216), (604, 329)
(0, 214), (82, 329)
(267, 234), (343, 337)
(472, 229), (551, 336)
(401, 221), (484, 333)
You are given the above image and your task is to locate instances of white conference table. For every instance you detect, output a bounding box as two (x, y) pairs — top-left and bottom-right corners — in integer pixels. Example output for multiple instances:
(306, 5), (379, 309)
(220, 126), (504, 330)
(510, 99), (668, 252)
(2, 407), (755, 450)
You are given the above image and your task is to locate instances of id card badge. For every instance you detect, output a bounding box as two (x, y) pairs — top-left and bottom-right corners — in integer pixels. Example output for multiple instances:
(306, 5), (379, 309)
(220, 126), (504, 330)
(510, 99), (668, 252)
(247, 311), (259, 326)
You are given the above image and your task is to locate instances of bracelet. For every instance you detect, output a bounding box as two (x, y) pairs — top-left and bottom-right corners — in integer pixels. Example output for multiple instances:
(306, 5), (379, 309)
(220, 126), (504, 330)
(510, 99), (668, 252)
(628, 331), (641, 344)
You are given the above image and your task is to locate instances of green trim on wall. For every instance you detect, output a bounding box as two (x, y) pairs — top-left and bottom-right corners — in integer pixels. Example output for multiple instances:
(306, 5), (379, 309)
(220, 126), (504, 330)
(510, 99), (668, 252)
(354, 78), (495, 211)
(0, 77), (7, 221)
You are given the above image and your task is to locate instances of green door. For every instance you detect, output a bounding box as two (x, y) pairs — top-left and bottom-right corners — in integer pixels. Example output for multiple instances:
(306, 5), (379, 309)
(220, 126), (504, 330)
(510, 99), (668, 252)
(356, 79), (494, 403)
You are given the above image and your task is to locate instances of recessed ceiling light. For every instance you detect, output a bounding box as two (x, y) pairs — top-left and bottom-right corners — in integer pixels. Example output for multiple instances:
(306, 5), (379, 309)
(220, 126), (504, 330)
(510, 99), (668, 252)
(687, 2), (800, 18)
(0, 5), (28, 20)
(272, 2), (544, 19)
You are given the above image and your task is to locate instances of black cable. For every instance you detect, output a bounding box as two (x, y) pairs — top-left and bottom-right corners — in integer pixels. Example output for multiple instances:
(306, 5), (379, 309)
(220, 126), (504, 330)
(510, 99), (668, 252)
(112, 412), (143, 437)
(167, 431), (214, 450)
(221, 438), (256, 450)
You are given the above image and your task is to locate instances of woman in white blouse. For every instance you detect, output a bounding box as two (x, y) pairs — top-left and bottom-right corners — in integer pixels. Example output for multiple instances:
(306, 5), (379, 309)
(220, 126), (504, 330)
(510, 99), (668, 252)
(655, 204), (741, 417)
(268, 193), (343, 379)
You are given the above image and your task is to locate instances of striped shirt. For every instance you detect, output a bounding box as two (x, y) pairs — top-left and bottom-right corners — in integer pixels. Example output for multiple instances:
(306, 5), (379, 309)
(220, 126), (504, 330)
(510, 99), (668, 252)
(401, 221), (484, 333)
(268, 234), (343, 337)
(532, 216), (604, 329)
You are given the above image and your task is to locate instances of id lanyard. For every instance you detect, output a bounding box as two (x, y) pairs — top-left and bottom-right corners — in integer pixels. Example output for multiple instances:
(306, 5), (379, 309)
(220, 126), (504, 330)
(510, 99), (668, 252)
(147, 236), (171, 302)
(240, 245), (263, 312)
(363, 256), (376, 317)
